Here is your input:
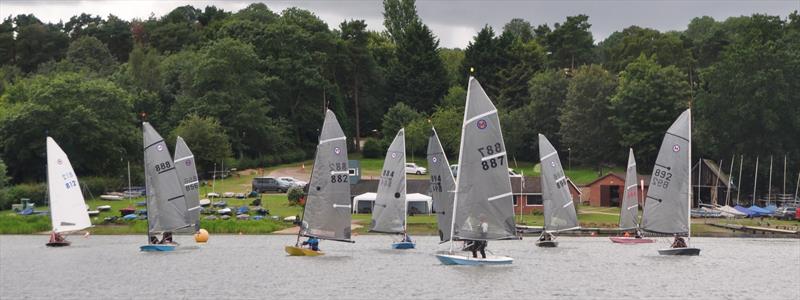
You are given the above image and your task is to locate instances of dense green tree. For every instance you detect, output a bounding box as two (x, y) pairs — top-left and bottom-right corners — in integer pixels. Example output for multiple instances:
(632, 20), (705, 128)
(339, 19), (376, 152)
(502, 103), (539, 161)
(460, 26), (512, 98)
(610, 55), (690, 169)
(63, 36), (118, 75)
(0, 157), (8, 188)
(388, 21), (448, 113)
(439, 48), (465, 87)
(381, 102), (423, 146)
(543, 15), (595, 69)
(559, 65), (618, 171)
(527, 69), (569, 151)
(503, 18), (534, 42)
(496, 38), (547, 109)
(382, 0), (419, 42)
(169, 114), (232, 177)
(597, 26), (692, 73)
(9, 15), (69, 72)
(0, 72), (137, 181)
(430, 106), (462, 157)
(440, 85), (466, 110)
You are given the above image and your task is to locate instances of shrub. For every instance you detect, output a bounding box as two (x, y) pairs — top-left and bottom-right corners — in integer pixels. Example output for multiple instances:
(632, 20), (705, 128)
(0, 183), (46, 210)
(287, 186), (305, 206)
(362, 138), (384, 158)
(80, 176), (125, 198)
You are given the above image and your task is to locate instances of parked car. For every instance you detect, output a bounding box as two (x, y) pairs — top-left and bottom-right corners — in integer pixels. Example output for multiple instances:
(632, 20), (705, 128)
(252, 176), (292, 193)
(774, 207), (796, 220)
(278, 177), (307, 188)
(405, 163), (427, 175)
(450, 164), (520, 178)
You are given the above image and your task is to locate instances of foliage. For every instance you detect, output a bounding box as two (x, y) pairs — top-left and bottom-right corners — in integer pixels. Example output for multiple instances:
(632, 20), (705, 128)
(381, 102), (423, 146)
(0, 72), (137, 181)
(597, 26), (692, 73)
(287, 186), (305, 205)
(0, 182), (46, 209)
(610, 55), (690, 170)
(169, 115), (232, 177)
(387, 21), (448, 113)
(0, 158), (7, 188)
(559, 65), (618, 171)
(542, 15), (595, 69)
(362, 138), (385, 159)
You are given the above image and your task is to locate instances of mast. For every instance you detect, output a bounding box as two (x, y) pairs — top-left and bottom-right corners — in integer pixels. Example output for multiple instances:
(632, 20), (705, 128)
(767, 156), (773, 206)
(783, 155), (787, 200)
(448, 77), (473, 254)
(753, 156), (759, 206)
(726, 154), (734, 206)
(795, 171), (799, 204)
(296, 132), (320, 247)
(713, 160), (722, 207)
(403, 131), (408, 237)
(737, 155), (743, 205)
(697, 158), (702, 208)
(687, 109), (692, 240)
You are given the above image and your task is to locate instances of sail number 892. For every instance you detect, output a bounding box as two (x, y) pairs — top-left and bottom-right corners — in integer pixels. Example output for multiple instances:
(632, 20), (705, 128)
(652, 168), (672, 189)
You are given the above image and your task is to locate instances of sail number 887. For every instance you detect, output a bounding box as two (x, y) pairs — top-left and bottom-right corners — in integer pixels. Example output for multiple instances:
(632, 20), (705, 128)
(477, 143), (504, 171)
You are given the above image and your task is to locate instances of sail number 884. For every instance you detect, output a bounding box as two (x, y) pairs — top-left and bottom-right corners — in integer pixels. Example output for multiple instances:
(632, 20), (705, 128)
(477, 143), (504, 171)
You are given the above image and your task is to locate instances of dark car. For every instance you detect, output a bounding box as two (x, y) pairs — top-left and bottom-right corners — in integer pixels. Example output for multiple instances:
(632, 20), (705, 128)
(252, 176), (292, 193)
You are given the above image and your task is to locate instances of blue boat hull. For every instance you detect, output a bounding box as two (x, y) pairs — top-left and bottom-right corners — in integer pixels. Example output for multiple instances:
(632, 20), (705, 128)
(435, 254), (513, 265)
(140, 244), (176, 252)
(391, 242), (416, 249)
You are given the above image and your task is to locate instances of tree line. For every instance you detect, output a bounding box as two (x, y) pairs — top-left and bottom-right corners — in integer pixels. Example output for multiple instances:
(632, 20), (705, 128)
(0, 1), (797, 195)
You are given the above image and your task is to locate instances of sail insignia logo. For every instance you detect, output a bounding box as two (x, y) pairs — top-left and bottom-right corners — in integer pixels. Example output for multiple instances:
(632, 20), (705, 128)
(57, 159), (63, 165)
(432, 157), (438, 163)
(391, 152), (398, 159)
(673, 145), (680, 152)
(476, 119), (487, 130)
(551, 161), (556, 167)
(334, 147), (341, 155)
(185, 159), (192, 166)
(157, 144), (164, 152)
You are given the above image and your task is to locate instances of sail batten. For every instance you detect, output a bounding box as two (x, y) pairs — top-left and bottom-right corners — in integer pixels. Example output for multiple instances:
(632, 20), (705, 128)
(370, 129), (407, 234)
(47, 137), (92, 233)
(619, 148), (640, 230)
(451, 77), (516, 241)
(642, 109), (692, 235)
(427, 128), (456, 242)
(143, 122), (191, 233)
(174, 136), (200, 232)
(300, 110), (352, 242)
(538, 134), (580, 233)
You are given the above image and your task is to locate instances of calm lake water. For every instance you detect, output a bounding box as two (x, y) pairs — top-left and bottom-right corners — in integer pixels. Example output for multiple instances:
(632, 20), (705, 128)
(1, 235), (798, 299)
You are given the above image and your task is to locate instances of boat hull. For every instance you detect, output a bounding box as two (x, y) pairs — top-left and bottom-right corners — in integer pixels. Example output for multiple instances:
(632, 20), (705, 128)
(610, 237), (655, 244)
(391, 242), (416, 249)
(46, 241), (71, 247)
(435, 254), (513, 265)
(140, 244), (176, 252)
(535, 240), (558, 248)
(285, 246), (323, 256)
(658, 247), (701, 256)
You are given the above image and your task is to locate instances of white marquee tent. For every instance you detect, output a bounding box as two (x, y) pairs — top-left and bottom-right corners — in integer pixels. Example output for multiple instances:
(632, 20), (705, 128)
(352, 192), (432, 214)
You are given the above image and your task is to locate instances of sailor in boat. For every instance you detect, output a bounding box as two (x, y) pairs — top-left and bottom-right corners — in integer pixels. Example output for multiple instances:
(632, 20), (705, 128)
(538, 232), (553, 242)
(401, 232), (413, 243)
(671, 234), (687, 248)
(301, 236), (320, 251)
(49, 231), (66, 244)
(160, 232), (174, 244)
(634, 229), (643, 239)
(149, 234), (159, 244)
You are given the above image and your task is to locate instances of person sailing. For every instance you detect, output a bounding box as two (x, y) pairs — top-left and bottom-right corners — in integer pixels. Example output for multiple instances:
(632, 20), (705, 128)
(160, 232), (174, 244)
(302, 236), (320, 251)
(671, 234), (687, 248)
(49, 231), (66, 243)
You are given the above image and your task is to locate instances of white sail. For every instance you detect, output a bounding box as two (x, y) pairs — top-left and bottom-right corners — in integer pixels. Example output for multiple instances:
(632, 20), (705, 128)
(538, 134), (579, 233)
(619, 148), (640, 230)
(427, 127), (455, 242)
(451, 77), (516, 241)
(47, 137), (92, 233)
(371, 129), (407, 234)
(642, 109), (692, 235)
(174, 136), (201, 232)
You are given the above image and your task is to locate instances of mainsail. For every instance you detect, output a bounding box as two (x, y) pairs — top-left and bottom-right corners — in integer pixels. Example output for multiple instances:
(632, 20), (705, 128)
(642, 109), (691, 235)
(619, 148), (640, 230)
(427, 127), (455, 242)
(452, 77), (516, 241)
(174, 136), (201, 232)
(370, 129), (407, 234)
(538, 134), (580, 232)
(46, 137), (92, 233)
(143, 122), (191, 234)
(300, 109), (353, 242)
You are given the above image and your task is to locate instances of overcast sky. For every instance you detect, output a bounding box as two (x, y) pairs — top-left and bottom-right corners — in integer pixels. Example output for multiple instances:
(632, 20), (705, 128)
(1, 0), (797, 48)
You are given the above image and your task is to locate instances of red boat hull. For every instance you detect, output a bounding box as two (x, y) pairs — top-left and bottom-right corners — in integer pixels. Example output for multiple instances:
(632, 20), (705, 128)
(610, 237), (655, 244)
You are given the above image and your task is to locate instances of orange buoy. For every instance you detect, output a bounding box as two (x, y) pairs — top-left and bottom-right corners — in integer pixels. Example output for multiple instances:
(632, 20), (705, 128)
(195, 229), (209, 243)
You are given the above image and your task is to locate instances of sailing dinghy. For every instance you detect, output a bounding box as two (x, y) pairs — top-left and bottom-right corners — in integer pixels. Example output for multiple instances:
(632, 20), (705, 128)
(427, 127), (455, 244)
(286, 109), (354, 256)
(641, 109), (700, 256)
(435, 77), (517, 265)
(536, 134), (580, 248)
(610, 149), (655, 244)
(371, 129), (415, 249)
(45, 137), (92, 247)
(141, 122), (193, 252)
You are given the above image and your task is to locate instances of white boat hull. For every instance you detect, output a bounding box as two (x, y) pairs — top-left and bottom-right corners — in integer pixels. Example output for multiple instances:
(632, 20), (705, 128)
(435, 254), (513, 265)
